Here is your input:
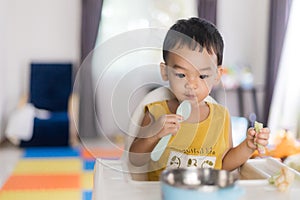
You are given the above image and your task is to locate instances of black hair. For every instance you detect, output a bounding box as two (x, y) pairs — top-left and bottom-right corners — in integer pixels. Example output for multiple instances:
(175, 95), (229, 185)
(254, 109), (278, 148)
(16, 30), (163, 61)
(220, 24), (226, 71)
(163, 17), (224, 66)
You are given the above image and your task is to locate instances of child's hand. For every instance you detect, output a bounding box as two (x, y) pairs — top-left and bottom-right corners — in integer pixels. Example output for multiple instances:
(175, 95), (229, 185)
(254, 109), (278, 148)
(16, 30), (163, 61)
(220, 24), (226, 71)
(246, 126), (270, 154)
(152, 114), (183, 140)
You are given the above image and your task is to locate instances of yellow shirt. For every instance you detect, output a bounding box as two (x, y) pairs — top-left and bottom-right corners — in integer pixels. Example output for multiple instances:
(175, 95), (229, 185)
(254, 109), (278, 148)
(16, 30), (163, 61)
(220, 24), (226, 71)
(147, 100), (230, 181)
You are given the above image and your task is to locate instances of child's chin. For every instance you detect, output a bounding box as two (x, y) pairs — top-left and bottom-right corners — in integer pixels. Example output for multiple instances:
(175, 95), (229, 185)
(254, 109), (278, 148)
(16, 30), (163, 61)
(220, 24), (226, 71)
(188, 99), (200, 105)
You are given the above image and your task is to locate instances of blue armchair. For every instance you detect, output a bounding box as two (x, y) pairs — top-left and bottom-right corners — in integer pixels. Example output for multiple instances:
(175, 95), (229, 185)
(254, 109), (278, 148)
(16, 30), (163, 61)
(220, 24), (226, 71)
(20, 63), (72, 147)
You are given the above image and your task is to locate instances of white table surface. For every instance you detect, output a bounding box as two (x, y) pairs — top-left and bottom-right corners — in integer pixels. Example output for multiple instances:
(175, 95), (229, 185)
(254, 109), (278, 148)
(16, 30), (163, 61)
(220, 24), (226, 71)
(92, 157), (300, 200)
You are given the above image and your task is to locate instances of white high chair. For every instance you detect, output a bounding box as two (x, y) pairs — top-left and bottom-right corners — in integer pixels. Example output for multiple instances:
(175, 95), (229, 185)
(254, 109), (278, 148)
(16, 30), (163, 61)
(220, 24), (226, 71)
(123, 86), (174, 181)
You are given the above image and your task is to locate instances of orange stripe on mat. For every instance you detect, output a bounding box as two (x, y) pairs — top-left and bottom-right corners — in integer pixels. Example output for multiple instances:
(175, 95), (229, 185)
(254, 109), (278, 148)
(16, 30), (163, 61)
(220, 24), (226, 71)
(81, 147), (124, 160)
(2, 174), (80, 190)
(0, 189), (81, 200)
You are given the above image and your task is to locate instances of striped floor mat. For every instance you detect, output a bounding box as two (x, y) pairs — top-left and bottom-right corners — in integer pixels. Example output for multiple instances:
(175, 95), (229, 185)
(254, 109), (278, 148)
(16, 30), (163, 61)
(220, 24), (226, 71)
(0, 146), (123, 200)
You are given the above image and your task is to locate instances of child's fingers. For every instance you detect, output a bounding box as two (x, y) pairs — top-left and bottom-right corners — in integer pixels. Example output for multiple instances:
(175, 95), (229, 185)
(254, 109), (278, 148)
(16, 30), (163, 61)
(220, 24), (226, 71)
(163, 114), (183, 123)
(156, 114), (182, 138)
(159, 124), (179, 137)
(256, 133), (269, 140)
(255, 132), (270, 146)
(256, 127), (270, 134)
(255, 128), (270, 140)
(254, 138), (269, 146)
(157, 115), (180, 128)
(163, 118), (180, 129)
(247, 128), (256, 139)
(261, 127), (270, 132)
(253, 128), (270, 153)
(247, 122), (270, 153)
(260, 127), (270, 135)
(246, 128), (257, 149)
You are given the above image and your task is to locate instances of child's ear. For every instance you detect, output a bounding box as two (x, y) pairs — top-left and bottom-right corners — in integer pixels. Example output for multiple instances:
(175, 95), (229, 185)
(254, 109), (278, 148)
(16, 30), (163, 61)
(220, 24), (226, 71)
(214, 65), (224, 85)
(160, 62), (169, 81)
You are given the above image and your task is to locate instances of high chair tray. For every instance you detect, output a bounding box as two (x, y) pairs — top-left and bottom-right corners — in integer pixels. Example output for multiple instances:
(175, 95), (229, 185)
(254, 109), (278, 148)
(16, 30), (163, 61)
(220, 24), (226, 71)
(92, 157), (300, 200)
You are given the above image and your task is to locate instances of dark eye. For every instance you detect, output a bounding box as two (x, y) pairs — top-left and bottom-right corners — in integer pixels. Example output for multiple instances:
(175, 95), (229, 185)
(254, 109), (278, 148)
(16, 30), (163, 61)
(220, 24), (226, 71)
(175, 73), (185, 78)
(199, 75), (209, 79)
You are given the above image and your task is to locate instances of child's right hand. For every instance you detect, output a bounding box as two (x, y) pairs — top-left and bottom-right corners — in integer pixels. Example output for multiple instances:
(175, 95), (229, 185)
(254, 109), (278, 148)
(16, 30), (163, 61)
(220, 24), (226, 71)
(152, 114), (183, 140)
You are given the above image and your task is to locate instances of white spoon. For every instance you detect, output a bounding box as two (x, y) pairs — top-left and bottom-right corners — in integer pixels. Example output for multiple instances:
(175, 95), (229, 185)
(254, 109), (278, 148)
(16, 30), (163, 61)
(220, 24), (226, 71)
(150, 100), (192, 161)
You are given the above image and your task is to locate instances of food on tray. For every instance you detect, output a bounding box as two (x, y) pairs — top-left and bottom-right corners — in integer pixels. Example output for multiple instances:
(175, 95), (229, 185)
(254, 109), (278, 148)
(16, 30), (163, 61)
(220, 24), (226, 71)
(268, 166), (295, 192)
(284, 153), (300, 172)
(254, 121), (265, 154)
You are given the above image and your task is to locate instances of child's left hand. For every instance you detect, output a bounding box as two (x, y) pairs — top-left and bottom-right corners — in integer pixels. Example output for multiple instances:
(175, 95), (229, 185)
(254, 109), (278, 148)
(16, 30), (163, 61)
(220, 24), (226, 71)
(246, 127), (270, 153)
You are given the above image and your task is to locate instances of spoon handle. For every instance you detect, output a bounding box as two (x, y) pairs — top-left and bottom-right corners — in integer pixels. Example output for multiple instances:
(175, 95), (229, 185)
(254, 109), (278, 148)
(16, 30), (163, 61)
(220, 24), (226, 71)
(150, 100), (191, 162)
(150, 134), (172, 161)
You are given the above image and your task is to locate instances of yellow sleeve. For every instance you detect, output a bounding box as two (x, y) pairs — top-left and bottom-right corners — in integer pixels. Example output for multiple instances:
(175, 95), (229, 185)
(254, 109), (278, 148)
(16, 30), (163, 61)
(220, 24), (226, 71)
(145, 101), (169, 121)
(224, 108), (231, 148)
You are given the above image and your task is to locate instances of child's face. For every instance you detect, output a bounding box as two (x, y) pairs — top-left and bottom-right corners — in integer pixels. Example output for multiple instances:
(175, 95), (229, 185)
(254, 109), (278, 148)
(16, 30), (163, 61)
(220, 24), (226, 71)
(160, 46), (223, 105)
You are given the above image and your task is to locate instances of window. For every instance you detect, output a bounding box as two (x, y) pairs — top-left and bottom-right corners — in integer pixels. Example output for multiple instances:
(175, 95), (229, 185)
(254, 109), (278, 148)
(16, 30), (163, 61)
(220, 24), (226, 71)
(92, 0), (197, 137)
(268, 0), (300, 142)
(96, 0), (197, 45)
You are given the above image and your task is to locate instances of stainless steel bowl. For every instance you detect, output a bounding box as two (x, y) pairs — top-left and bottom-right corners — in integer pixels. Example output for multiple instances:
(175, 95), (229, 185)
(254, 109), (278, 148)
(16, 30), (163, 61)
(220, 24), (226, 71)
(161, 168), (237, 191)
(160, 168), (242, 200)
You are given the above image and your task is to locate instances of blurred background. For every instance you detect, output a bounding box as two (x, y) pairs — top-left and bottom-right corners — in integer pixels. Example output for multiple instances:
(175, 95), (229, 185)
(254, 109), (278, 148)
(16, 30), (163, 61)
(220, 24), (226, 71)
(0, 0), (298, 143)
(0, 0), (299, 199)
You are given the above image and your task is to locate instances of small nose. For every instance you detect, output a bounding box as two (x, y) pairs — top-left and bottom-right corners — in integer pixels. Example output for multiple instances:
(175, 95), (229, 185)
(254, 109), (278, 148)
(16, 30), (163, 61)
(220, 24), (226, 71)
(185, 77), (198, 89)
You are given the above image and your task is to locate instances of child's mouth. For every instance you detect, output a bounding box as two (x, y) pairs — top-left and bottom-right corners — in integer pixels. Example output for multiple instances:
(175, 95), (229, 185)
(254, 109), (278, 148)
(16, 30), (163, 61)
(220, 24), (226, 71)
(185, 94), (197, 99)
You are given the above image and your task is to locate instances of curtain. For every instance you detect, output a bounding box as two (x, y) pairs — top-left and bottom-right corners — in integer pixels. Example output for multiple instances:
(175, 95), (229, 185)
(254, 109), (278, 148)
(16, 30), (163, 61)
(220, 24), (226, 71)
(268, 0), (299, 141)
(263, 0), (292, 125)
(79, 0), (104, 137)
(197, 0), (217, 25)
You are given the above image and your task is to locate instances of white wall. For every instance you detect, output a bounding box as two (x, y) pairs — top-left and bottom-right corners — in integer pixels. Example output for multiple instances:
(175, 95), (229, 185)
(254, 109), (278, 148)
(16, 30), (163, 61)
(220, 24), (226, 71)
(217, 0), (270, 118)
(0, 0), (81, 141)
(0, 0), (8, 141)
